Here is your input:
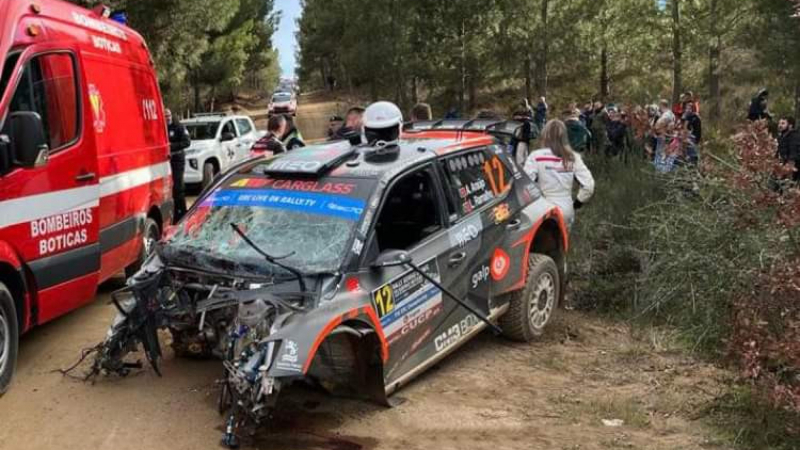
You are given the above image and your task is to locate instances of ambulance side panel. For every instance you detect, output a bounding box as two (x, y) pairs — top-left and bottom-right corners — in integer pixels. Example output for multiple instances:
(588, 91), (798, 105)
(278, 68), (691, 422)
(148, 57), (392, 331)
(81, 49), (170, 282)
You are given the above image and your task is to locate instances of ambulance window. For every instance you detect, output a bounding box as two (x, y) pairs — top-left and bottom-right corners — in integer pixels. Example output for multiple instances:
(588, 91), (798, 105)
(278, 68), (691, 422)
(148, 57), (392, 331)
(9, 53), (79, 152)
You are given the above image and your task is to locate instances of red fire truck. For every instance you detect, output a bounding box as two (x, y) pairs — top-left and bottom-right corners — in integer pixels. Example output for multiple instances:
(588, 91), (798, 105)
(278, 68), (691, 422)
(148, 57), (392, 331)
(0, 0), (172, 394)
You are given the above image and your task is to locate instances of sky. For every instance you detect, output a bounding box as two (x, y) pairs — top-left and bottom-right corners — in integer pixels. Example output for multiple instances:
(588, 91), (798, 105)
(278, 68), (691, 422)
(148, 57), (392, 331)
(274, 0), (301, 78)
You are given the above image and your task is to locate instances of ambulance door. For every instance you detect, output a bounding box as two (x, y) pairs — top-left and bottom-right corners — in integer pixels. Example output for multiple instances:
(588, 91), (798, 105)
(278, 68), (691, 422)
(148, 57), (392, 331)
(0, 51), (100, 323)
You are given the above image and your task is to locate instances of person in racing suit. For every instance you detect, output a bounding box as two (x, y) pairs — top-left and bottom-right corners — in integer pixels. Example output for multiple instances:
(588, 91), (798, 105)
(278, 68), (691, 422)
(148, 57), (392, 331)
(165, 109), (190, 221)
(523, 119), (595, 229)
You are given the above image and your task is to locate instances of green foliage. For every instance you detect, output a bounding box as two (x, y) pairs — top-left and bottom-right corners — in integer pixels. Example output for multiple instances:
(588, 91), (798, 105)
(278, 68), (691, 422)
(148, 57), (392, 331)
(69, 0), (281, 111)
(296, 0), (800, 120)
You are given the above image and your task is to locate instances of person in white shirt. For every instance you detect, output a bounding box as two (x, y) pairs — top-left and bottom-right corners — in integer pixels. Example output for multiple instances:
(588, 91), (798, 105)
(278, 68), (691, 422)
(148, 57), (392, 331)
(524, 120), (595, 229)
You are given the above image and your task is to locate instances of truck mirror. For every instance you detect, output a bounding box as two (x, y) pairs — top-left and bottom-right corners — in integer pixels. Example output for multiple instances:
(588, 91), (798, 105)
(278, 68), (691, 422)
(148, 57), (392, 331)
(220, 131), (236, 142)
(9, 112), (49, 168)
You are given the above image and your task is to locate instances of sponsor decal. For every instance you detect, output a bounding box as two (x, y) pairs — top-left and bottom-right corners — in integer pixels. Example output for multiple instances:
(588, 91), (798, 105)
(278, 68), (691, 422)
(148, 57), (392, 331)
(372, 258), (443, 345)
(351, 238), (364, 255)
(88, 84), (106, 133)
(229, 178), (357, 195)
(345, 277), (362, 292)
(490, 248), (511, 281)
(268, 160), (324, 173)
(31, 208), (93, 256)
(493, 203), (511, 224)
(275, 340), (302, 372)
(471, 265), (490, 289)
(204, 189), (366, 221)
(449, 215), (482, 248)
(434, 314), (479, 352)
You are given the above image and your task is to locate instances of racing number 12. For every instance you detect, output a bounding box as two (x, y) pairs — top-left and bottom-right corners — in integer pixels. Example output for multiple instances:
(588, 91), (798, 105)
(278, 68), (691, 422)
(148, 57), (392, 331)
(483, 157), (506, 196)
(374, 285), (394, 318)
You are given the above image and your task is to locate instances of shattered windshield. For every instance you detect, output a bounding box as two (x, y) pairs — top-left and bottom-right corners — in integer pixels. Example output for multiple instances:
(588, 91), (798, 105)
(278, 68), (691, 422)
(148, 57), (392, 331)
(167, 175), (376, 274)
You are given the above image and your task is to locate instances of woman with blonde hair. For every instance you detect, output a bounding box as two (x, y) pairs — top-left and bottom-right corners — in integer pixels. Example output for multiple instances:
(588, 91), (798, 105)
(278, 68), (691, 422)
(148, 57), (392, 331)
(524, 119), (595, 229)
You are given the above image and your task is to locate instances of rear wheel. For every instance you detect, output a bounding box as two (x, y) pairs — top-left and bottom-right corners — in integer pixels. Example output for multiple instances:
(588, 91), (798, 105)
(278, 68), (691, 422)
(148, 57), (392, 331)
(125, 218), (160, 279)
(499, 253), (559, 342)
(0, 282), (19, 396)
(201, 161), (217, 190)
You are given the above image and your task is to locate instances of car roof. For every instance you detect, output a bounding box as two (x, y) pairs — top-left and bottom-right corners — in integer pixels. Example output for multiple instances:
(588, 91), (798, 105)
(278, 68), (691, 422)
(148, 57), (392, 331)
(183, 114), (249, 124)
(241, 128), (500, 183)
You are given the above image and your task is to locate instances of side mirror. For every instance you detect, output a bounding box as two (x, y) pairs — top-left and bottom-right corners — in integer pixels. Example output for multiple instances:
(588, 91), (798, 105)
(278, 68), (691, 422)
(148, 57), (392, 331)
(8, 112), (49, 168)
(371, 249), (412, 269)
(220, 131), (236, 142)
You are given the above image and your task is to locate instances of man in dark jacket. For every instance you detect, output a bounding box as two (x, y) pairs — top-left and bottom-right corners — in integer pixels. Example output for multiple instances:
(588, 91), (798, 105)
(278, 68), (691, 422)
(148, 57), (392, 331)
(777, 117), (800, 178)
(748, 89), (771, 122)
(682, 103), (702, 144)
(606, 107), (627, 157)
(166, 109), (190, 221)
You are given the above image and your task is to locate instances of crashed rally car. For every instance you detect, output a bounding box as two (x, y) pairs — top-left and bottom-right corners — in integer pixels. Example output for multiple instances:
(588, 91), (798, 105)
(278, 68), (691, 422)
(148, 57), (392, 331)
(87, 119), (570, 447)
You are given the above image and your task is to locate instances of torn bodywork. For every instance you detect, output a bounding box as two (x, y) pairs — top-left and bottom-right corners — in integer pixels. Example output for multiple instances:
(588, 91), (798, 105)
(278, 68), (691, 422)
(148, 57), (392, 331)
(89, 252), (386, 448)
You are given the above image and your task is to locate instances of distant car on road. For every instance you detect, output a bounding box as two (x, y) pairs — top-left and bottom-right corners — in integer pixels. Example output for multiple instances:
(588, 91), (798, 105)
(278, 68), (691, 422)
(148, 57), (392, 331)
(182, 114), (259, 189)
(268, 92), (298, 117)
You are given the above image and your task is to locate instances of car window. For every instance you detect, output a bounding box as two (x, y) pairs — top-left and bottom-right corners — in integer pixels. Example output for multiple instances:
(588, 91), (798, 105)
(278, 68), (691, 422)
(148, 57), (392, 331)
(8, 53), (79, 152)
(373, 165), (444, 253)
(222, 120), (238, 137)
(186, 122), (219, 140)
(440, 148), (512, 219)
(236, 118), (253, 135)
(273, 94), (291, 103)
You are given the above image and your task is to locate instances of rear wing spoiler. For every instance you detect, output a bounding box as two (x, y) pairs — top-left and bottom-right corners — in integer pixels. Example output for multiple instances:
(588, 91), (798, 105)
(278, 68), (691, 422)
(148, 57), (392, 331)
(404, 119), (526, 142)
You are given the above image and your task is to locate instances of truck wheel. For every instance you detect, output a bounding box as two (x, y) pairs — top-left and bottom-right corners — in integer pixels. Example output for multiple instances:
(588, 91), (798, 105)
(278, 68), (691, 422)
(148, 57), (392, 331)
(499, 254), (559, 342)
(201, 162), (216, 190)
(0, 282), (19, 396)
(125, 218), (160, 279)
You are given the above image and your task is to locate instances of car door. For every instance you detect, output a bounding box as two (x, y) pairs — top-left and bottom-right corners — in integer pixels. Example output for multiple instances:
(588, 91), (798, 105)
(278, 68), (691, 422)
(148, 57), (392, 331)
(437, 146), (516, 314)
(235, 117), (256, 158)
(219, 119), (239, 169)
(0, 51), (101, 323)
(359, 163), (477, 385)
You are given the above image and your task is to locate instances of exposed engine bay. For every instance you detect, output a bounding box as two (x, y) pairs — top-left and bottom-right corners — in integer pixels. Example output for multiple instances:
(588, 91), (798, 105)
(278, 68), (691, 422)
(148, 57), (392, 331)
(93, 259), (302, 446)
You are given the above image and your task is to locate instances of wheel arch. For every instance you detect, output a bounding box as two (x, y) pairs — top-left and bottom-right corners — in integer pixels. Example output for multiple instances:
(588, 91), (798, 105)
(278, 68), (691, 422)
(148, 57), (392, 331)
(529, 212), (569, 303)
(304, 319), (388, 405)
(0, 263), (28, 334)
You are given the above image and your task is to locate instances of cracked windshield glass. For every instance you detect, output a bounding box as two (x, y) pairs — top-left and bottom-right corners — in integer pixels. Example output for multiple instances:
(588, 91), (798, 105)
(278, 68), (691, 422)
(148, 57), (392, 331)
(168, 174), (376, 273)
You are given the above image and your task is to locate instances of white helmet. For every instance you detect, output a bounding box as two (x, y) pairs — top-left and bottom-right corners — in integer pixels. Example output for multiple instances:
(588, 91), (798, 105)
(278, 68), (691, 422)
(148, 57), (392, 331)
(364, 101), (403, 145)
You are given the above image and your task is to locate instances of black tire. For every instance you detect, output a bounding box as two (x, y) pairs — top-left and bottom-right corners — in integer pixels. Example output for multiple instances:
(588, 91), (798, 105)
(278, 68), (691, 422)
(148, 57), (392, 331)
(0, 282), (19, 396)
(125, 218), (160, 279)
(201, 161), (216, 190)
(499, 253), (559, 342)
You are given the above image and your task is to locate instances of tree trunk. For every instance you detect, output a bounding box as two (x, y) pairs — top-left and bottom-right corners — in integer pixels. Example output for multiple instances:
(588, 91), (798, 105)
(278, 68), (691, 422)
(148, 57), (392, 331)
(600, 44), (609, 101)
(708, 0), (721, 124)
(193, 72), (202, 113)
(411, 76), (419, 104)
(536, 0), (550, 97)
(671, 0), (683, 105)
(459, 19), (466, 114)
(524, 54), (532, 101)
(795, 80), (800, 122)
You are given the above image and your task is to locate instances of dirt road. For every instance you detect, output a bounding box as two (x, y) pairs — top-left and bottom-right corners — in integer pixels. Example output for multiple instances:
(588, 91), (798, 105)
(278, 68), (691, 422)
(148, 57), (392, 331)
(0, 94), (732, 450)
